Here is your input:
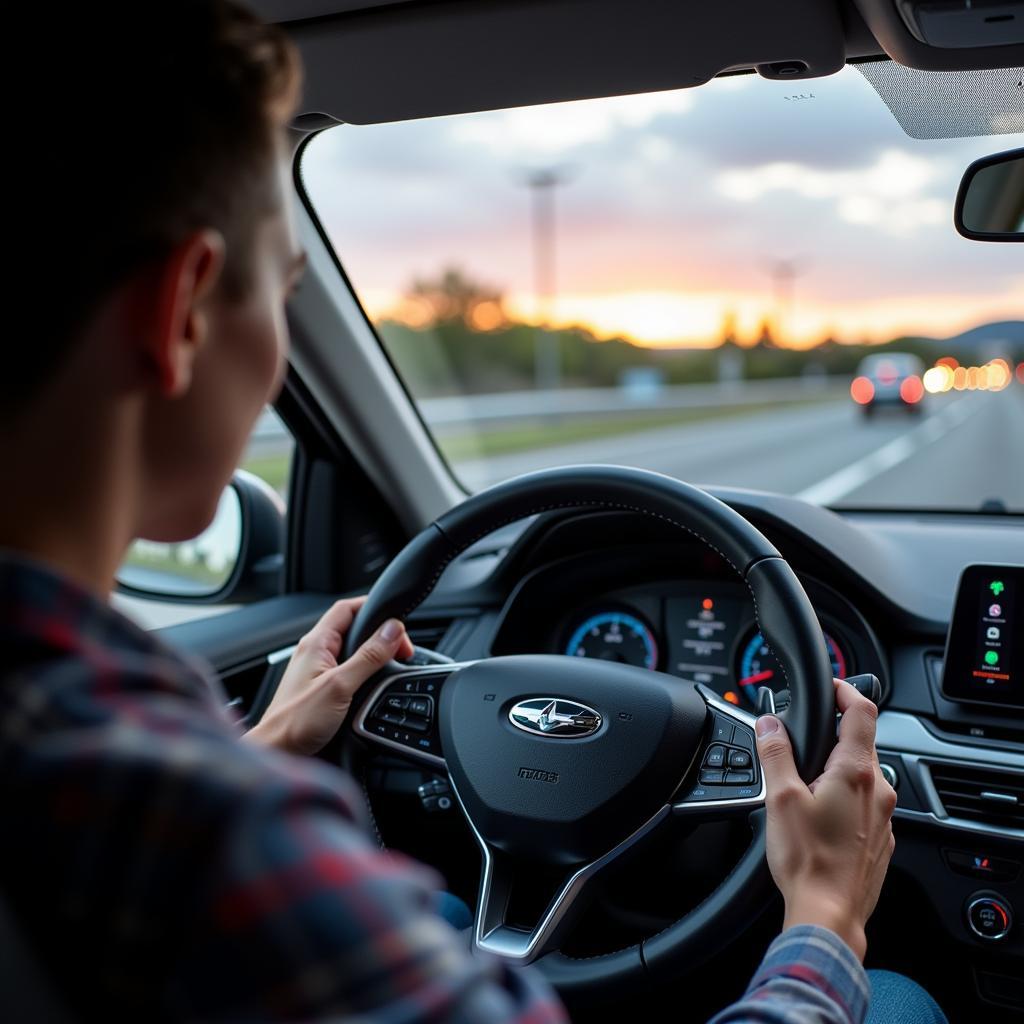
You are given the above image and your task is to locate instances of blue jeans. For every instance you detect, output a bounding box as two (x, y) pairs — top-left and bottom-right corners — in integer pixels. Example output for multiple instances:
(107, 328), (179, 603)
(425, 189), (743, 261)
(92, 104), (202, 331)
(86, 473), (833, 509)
(433, 890), (473, 931)
(866, 970), (948, 1024)
(433, 895), (947, 1023)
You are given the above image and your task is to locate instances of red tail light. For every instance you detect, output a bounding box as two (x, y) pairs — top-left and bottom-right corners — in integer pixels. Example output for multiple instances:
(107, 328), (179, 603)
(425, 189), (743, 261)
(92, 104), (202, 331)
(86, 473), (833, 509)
(900, 375), (924, 404)
(850, 376), (875, 404)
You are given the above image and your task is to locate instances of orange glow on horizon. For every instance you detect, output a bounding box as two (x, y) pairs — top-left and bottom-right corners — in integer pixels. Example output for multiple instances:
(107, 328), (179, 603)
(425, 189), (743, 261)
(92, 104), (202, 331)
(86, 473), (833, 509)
(364, 284), (1021, 352)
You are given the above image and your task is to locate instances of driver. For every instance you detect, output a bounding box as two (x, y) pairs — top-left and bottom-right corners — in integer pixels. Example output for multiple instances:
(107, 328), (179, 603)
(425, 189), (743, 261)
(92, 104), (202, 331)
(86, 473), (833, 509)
(1, 3), (946, 1022)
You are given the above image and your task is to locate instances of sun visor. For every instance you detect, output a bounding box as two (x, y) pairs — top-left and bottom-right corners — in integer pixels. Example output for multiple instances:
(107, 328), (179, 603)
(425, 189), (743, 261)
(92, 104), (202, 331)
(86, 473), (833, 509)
(284, 0), (847, 124)
(857, 61), (1024, 138)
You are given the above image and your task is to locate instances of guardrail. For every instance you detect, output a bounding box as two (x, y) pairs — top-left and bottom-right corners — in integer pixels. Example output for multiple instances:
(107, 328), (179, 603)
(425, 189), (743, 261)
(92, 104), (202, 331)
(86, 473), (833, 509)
(419, 376), (845, 432)
(246, 376), (847, 452)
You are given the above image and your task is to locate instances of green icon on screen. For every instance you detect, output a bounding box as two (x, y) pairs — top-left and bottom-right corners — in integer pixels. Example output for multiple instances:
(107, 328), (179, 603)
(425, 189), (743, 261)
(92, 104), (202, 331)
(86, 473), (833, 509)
(984, 651), (999, 666)
(989, 581), (1005, 596)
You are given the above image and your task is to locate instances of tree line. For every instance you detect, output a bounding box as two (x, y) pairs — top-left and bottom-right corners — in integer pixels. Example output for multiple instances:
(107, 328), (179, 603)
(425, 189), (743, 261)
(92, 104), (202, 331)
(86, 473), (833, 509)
(378, 267), (986, 397)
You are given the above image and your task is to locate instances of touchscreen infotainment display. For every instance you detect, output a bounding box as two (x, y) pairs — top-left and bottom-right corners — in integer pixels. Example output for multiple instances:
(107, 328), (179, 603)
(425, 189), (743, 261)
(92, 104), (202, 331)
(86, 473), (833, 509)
(942, 564), (1023, 710)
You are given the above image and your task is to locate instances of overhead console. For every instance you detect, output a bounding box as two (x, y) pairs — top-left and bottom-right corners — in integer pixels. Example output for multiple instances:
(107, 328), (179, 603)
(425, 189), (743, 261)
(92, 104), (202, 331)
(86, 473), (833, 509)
(898, 0), (1024, 49)
(854, 0), (1024, 68)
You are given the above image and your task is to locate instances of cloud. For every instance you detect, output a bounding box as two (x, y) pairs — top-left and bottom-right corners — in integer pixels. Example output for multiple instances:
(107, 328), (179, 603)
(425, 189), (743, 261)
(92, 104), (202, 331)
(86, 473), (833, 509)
(449, 89), (696, 157)
(716, 149), (948, 234)
(300, 64), (1023, 345)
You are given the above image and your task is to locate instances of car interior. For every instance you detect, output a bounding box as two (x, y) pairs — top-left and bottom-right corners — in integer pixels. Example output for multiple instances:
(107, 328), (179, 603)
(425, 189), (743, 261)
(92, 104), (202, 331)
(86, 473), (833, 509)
(97, 2), (1024, 1021)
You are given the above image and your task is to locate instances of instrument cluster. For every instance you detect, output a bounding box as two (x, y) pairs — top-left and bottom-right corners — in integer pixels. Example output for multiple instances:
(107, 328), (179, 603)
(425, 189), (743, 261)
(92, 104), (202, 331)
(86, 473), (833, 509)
(559, 580), (871, 709)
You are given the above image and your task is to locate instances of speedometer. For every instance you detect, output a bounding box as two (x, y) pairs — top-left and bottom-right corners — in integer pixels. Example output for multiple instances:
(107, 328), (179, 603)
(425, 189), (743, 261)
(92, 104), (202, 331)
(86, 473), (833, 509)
(566, 610), (659, 670)
(734, 629), (848, 709)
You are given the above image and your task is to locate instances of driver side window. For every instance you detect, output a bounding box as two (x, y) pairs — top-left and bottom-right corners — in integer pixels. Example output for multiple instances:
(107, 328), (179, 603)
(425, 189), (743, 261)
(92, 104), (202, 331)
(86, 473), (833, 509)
(115, 407), (295, 628)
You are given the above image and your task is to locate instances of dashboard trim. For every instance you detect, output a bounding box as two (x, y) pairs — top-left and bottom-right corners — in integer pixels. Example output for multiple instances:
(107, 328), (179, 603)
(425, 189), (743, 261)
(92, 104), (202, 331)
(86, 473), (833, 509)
(878, 711), (1024, 840)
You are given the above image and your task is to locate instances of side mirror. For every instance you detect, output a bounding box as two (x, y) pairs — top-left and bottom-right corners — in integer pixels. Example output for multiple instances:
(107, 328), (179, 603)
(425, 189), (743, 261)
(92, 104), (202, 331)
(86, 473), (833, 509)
(117, 470), (285, 603)
(954, 147), (1024, 242)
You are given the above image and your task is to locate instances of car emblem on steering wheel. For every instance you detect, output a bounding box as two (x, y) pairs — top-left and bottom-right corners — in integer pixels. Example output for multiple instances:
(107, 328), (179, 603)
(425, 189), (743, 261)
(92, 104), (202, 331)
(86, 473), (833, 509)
(509, 698), (602, 738)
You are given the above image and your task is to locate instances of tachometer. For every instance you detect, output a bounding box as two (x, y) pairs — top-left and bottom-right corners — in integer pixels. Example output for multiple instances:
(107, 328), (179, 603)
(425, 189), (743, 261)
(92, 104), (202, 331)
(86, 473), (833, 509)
(734, 629), (847, 708)
(566, 610), (659, 671)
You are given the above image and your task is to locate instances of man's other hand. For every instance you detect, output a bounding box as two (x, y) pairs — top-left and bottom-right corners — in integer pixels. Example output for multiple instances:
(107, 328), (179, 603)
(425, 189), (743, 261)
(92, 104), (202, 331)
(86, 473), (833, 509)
(245, 597), (414, 756)
(755, 678), (897, 962)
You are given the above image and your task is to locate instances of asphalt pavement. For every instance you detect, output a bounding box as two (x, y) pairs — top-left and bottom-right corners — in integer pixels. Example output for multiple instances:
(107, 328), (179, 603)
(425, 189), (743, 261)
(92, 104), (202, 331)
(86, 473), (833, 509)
(451, 389), (1024, 512)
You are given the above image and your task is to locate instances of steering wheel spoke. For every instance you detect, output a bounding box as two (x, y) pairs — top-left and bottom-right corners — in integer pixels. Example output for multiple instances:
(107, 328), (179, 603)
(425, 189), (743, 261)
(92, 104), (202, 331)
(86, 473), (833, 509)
(351, 662), (469, 770)
(672, 687), (766, 818)
(453, 791), (671, 965)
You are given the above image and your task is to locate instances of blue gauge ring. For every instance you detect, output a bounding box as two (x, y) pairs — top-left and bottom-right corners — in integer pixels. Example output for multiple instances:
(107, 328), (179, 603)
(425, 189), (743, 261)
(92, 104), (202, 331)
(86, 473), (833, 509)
(566, 611), (659, 671)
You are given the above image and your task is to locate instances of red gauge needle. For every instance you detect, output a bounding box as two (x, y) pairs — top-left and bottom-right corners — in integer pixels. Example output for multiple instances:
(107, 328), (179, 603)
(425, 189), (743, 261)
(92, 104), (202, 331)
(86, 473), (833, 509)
(739, 670), (774, 688)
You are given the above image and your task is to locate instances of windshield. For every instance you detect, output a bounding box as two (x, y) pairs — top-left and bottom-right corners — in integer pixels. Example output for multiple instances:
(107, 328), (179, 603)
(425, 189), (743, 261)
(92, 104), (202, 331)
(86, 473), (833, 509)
(300, 65), (1023, 512)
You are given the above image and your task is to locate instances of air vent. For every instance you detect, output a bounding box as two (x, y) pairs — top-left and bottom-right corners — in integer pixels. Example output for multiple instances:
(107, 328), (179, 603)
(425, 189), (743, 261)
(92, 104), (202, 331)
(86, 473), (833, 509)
(929, 762), (1024, 831)
(406, 617), (454, 652)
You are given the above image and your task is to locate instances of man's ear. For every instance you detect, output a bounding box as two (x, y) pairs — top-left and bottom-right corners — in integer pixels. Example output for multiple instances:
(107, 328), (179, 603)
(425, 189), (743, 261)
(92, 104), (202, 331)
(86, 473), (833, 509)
(147, 229), (226, 398)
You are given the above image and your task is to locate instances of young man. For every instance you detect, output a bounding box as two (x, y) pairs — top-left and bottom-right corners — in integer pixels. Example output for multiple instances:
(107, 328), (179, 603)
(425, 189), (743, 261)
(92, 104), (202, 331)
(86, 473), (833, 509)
(2, 3), (945, 1021)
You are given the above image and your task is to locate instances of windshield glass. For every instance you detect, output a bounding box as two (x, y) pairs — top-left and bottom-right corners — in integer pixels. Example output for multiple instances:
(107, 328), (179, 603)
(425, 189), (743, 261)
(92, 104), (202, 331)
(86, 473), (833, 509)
(301, 65), (1023, 512)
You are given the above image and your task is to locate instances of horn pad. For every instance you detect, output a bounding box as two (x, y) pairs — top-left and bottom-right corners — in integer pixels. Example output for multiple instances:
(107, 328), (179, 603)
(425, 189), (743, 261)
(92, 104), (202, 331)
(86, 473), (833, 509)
(439, 656), (707, 864)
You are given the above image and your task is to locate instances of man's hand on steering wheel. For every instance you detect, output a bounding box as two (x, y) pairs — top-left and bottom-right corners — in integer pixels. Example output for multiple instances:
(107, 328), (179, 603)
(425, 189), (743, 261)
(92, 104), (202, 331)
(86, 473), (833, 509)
(245, 598), (413, 756)
(756, 678), (897, 962)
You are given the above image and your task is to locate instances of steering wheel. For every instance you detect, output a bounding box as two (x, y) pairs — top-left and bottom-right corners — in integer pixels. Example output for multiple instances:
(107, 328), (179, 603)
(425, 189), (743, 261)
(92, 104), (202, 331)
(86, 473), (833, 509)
(341, 465), (834, 998)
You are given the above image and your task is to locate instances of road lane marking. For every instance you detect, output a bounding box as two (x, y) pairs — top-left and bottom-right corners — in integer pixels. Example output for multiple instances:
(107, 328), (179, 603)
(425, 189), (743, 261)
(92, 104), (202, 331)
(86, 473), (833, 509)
(796, 399), (978, 506)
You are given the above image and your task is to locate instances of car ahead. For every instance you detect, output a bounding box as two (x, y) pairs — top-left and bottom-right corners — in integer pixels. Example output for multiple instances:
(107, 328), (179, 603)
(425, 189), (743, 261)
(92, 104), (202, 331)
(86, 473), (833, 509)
(850, 352), (926, 416)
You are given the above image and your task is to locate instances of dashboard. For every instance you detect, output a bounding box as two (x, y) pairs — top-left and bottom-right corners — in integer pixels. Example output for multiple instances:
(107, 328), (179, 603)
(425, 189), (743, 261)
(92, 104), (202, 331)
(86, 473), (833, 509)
(391, 501), (1024, 1018)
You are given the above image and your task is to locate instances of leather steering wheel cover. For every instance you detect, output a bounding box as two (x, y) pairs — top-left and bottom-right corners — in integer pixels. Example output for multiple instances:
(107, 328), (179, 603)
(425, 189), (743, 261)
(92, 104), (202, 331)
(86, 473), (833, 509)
(746, 557), (835, 779)
(346, 465), (781, 657)
(343, 464), (833, 988)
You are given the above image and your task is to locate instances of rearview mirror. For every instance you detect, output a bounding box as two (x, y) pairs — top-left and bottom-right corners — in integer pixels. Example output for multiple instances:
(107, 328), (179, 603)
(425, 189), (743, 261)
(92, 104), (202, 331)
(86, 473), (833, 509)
(954, 148), (1024, 242)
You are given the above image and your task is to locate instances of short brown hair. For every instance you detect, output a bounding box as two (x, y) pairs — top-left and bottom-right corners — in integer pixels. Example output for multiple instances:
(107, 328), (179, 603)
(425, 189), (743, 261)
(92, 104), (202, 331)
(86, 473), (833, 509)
(14, 1), (300, 413)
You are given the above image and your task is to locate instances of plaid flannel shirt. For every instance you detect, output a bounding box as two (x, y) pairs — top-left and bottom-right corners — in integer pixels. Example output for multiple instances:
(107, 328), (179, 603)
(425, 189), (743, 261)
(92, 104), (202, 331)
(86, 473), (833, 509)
(0, 552), (868, 1023)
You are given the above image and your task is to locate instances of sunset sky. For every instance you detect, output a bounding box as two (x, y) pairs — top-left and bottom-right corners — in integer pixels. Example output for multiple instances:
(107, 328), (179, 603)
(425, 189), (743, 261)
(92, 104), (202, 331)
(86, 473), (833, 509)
(302, 66), (1023, 350)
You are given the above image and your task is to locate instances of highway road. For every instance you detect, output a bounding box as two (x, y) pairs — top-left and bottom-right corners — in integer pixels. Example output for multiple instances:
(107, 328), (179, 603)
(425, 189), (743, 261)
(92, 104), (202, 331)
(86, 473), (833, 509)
(451, 389), (1024, 512)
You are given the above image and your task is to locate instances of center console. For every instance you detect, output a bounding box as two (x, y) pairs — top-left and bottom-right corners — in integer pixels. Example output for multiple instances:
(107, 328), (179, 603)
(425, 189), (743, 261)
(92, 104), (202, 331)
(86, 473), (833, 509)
(878, 564), (1024, 1015)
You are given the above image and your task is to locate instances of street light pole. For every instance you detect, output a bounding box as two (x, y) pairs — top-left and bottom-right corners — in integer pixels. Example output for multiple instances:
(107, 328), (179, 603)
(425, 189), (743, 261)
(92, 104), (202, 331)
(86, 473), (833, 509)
(767, 258), (803, 345)
(526, 168), (569, 391)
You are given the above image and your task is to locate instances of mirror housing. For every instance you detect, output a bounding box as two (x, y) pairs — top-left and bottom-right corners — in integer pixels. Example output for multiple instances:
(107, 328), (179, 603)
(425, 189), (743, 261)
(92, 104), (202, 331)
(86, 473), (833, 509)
(116, 470), (285, 604)
(954, 147), (1024, 241)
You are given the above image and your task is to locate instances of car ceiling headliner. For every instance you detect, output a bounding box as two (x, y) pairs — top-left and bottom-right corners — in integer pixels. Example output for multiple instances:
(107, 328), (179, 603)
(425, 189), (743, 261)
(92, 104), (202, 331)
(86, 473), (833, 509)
(246, 0), (1024, 125)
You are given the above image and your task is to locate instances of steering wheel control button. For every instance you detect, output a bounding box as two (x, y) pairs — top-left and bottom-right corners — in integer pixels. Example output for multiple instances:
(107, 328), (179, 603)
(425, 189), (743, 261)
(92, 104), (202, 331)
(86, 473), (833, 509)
(967, 894), (1013, 941)
(418, 778), (452, 812)
(704, 745), (727, 768)
(727, 749), (752, 769)
(408, 697), (432, 717)
(725, 770), (754, 785)
(361, 673), (450, 759)
(711, 716), (734, 745)
(700, 769), (725, 784)
(730, 726), (754, 751)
